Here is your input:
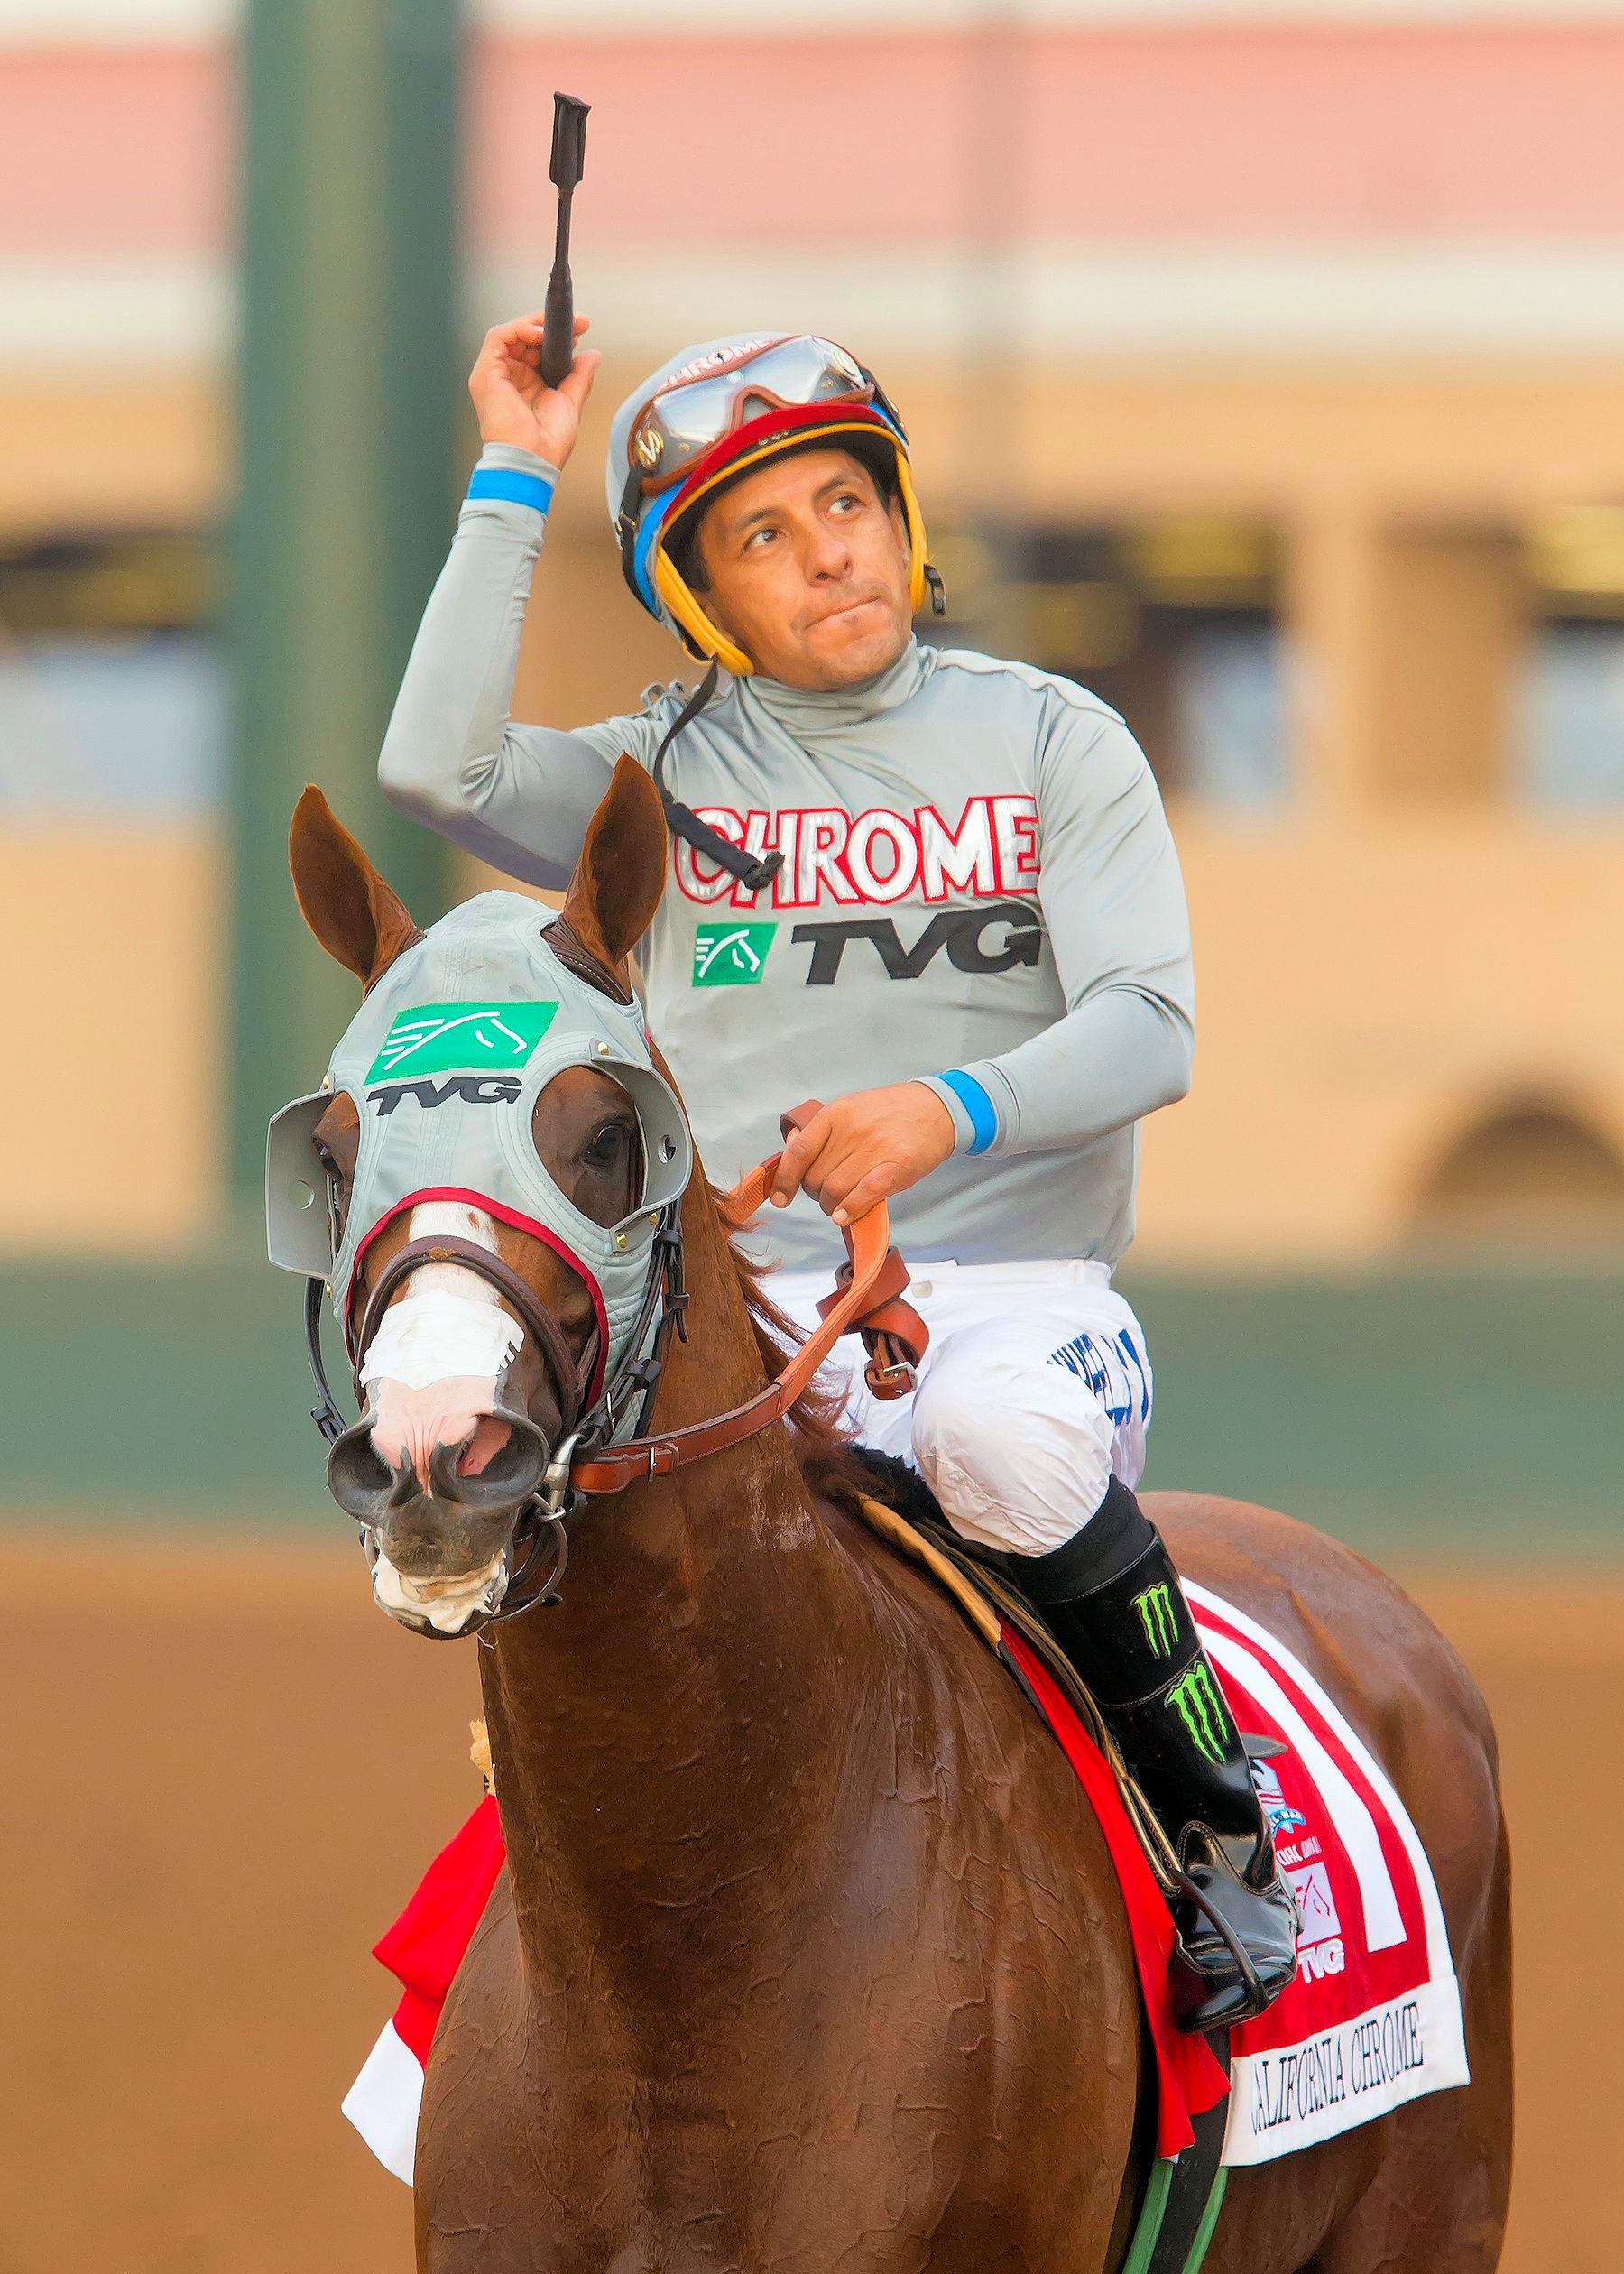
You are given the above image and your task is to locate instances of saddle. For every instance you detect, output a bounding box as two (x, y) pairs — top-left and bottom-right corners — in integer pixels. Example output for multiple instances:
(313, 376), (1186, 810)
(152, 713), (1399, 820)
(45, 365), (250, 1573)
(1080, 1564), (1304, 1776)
(845, 1448), (1202, 1890)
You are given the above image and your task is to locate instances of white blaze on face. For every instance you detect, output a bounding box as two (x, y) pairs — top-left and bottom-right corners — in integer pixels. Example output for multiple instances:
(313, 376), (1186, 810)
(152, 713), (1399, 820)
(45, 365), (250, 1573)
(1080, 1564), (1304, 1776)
(361, 1202), (521, 1485)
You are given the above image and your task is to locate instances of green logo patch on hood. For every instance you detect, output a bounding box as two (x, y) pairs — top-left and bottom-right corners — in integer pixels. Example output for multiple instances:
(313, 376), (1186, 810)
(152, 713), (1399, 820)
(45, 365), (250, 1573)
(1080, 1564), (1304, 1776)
(364, 1001), (558, 1082)
(691, 921), (777, 987)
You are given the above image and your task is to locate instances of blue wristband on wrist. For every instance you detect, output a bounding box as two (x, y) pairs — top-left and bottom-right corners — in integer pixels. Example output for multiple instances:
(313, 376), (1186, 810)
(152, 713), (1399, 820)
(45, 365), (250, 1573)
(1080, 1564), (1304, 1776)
(936, 1069), (998, 1157)
(465, 466), (556, 514)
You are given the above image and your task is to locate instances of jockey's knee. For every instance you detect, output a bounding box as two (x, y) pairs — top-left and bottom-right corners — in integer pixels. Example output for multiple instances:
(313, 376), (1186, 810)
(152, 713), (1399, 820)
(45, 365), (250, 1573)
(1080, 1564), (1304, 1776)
(910, 1321), (1119, 1556)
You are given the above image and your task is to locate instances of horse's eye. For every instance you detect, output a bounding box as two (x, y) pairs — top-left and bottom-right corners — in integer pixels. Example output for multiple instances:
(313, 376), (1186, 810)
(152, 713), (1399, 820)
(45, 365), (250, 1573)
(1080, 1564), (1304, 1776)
(583, 1121), (631, 1169)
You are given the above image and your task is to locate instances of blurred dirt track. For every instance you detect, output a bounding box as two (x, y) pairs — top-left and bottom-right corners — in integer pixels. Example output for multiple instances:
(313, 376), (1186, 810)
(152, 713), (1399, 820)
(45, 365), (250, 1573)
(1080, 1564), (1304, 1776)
(5, 1537), (1612, 2273)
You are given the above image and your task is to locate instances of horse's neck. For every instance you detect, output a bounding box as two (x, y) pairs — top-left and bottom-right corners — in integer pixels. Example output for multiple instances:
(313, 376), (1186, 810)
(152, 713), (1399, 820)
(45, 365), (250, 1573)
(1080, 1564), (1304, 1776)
(483, 1183), (880, 1975)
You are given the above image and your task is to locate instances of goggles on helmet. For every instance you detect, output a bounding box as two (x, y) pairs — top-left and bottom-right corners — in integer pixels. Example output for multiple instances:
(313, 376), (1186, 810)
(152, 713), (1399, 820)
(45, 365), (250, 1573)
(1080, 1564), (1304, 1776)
(625, 335), (878, 498)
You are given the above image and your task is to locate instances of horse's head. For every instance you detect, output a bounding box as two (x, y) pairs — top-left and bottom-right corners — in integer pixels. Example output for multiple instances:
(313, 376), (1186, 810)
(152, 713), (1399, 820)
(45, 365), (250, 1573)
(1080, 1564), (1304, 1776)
(267, 757), (687, 1638)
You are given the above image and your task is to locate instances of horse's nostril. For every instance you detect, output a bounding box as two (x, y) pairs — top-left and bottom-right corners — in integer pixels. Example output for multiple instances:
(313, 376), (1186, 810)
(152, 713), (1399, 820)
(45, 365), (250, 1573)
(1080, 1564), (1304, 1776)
(327, 1400), (549, 1533)
(422, 1419), (548, 1511)
(327, 1426), (398, 1524)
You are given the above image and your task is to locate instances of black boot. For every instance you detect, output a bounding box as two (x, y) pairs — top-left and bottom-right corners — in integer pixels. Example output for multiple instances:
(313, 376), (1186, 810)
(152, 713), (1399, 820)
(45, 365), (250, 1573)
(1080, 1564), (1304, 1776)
(1010, 1481), (1299, 2033)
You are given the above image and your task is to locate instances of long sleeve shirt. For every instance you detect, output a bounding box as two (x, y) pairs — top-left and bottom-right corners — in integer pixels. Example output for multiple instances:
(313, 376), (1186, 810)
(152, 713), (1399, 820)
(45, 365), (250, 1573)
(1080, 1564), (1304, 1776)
(379, 445), (1195, 1272)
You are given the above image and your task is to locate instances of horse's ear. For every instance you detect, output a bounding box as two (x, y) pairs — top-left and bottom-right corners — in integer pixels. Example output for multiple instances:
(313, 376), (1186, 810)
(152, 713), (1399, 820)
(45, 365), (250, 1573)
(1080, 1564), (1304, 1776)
(559, 754), (668, 980)
(289, 784), (425, 992)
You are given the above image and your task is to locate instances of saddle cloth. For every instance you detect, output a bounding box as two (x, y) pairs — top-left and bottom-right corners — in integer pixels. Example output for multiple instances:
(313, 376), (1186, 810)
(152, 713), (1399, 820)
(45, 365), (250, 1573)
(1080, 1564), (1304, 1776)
(1184, 1581), (1471, 2166)
(341, 1569), (1468, 2186)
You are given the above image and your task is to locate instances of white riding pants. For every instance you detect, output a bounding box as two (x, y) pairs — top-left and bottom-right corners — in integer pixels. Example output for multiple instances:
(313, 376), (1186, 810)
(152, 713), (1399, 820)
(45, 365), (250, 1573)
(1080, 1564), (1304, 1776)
(771, 1257), (1152, 1557)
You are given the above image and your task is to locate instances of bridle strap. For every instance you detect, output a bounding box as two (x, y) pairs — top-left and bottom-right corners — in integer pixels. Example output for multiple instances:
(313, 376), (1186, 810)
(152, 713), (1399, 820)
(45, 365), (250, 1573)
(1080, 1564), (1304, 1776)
(569, 1105), (927, 1495)
(354, 1234), (598, 1438)
(310, 1099), (928, 1524)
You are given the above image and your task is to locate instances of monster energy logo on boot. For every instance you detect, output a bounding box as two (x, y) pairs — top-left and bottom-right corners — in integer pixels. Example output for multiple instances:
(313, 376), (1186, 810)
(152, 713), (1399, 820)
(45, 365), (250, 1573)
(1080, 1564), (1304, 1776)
(1166, 1661), (1232, 1766)
(1130, 1580), (1177, 1659)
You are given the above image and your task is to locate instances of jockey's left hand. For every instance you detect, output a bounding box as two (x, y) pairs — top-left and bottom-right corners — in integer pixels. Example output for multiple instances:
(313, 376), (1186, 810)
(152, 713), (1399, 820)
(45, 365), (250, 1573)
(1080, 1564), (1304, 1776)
(769, 1083), (956, 1228)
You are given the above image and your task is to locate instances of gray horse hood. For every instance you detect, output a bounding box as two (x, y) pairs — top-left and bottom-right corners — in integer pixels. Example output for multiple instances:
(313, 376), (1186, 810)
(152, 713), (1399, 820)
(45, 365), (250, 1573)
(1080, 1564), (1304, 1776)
(267, 893), (693, 1369)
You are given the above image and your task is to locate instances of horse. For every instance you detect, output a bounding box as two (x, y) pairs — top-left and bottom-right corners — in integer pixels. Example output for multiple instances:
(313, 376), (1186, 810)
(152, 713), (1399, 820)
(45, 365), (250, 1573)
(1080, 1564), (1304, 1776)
(284, 760), (1512, 2272)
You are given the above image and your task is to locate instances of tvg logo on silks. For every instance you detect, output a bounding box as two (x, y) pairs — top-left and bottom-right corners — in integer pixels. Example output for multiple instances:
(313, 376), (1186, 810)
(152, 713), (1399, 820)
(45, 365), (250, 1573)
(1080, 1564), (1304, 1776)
(1130, 1580), (1178, 1659)
(364, 1002), (558, 1082)
(1166, 1661), (1232, 1766)
(692, 921), (778, 987)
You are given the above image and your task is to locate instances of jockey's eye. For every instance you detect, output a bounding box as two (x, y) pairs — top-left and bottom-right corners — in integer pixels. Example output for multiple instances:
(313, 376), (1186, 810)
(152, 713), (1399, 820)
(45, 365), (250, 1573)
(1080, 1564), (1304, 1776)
(583, 1120), (632, 1170)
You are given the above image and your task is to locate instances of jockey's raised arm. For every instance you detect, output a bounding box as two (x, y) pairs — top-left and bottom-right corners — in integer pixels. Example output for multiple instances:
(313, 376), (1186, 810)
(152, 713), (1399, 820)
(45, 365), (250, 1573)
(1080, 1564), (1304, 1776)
(379, 308), (638, 890)
(377, 464), (653, 892)
(378, 310), (1294, 2030)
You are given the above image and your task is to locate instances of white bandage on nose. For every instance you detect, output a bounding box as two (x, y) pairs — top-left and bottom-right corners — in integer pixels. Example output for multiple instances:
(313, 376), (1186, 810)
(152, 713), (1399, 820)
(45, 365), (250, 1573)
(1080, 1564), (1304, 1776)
(359, 1292), (521, 1392)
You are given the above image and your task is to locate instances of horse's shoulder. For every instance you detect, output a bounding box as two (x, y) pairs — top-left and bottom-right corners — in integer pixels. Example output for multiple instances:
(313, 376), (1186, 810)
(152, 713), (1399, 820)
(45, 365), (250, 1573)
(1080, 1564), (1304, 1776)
(816, 1491), (1077, 1742)
(813, 1488), (1142, 1992)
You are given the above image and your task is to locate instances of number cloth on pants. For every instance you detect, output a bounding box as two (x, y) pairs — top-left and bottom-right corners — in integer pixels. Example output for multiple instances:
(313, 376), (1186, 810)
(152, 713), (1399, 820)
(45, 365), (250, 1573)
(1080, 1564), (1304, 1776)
(770, 1257), (1152, 1556)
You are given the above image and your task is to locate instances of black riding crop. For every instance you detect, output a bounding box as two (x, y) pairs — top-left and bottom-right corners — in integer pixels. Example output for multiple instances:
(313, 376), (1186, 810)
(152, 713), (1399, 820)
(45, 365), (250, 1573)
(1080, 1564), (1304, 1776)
(541, 92), (590, 389)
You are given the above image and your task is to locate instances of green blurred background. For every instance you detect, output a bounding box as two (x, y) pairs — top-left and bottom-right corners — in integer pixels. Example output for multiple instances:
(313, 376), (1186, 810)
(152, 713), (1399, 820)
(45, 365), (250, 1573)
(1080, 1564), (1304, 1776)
(9, 1250), (1619, 1555)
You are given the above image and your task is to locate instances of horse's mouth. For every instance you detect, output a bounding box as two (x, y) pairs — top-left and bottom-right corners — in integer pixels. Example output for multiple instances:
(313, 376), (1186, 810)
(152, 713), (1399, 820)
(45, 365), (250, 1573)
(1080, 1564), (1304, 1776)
(340, 1436), (548, 1640)
(328, 1403), (553, 1638)
(367, 1541), (512, 1638)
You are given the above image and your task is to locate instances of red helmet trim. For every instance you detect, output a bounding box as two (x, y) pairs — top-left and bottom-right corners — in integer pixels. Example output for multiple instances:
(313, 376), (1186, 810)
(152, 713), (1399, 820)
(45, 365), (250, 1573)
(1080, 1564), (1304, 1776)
(666, 401), (896, 524)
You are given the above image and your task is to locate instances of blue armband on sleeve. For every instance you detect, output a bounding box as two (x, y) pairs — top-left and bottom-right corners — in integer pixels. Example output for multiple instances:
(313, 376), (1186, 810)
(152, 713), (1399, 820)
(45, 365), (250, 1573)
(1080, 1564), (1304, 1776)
(933, 1069), (999, 1157)
(465, 466), (556, 514)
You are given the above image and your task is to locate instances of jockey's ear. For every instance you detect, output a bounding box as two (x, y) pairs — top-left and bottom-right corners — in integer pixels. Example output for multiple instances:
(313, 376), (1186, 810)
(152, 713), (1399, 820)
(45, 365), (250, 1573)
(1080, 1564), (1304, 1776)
(559, 753), (669, 983)
(288, 784), (424, 993)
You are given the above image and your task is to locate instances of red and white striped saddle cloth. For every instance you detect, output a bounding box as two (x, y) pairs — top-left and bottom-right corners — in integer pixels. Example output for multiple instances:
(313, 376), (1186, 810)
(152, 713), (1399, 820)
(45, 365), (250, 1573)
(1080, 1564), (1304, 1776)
(1176, 1584), (1469, 2165)
(343, 1582), (1469, 2185)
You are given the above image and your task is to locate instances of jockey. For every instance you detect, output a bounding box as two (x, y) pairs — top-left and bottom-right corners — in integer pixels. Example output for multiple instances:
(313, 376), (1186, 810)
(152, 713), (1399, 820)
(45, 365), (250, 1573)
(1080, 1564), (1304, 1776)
(379, 313), (1298, 2030)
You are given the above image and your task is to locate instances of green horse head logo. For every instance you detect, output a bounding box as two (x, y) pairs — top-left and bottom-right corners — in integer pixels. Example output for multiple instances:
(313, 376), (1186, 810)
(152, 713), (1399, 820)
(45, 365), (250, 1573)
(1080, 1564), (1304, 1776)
(691, 920), (777, 987)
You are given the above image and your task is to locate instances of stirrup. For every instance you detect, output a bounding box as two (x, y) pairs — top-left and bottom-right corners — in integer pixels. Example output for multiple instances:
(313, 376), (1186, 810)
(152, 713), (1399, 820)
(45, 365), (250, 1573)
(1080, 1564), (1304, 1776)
(1174, 1868), (1263, 2020)
(1170, 1853), (1300, 2033)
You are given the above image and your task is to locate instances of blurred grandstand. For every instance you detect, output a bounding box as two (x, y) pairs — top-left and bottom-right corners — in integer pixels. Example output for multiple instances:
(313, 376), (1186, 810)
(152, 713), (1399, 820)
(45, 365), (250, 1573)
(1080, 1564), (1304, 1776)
(2, 0), (1620, 1530)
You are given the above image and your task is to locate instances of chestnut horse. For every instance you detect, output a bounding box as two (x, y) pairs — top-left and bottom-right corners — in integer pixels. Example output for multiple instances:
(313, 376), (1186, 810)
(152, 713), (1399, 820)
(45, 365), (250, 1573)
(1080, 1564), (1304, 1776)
(290, 763), (1511, 2272)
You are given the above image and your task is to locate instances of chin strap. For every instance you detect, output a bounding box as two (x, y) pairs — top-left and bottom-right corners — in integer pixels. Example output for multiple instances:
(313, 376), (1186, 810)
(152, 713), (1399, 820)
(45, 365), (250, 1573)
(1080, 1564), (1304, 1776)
(649, 661), (784, 894)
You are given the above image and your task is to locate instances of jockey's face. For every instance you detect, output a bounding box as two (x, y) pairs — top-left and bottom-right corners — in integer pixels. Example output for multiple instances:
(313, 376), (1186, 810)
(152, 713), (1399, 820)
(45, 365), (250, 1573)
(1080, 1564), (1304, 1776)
(693, 447), (914, 690)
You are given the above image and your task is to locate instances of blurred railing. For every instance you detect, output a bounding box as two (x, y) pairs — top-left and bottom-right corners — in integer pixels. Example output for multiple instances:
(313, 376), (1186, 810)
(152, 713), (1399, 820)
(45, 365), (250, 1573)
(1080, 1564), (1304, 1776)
(6, 1249), (1618, 1554)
